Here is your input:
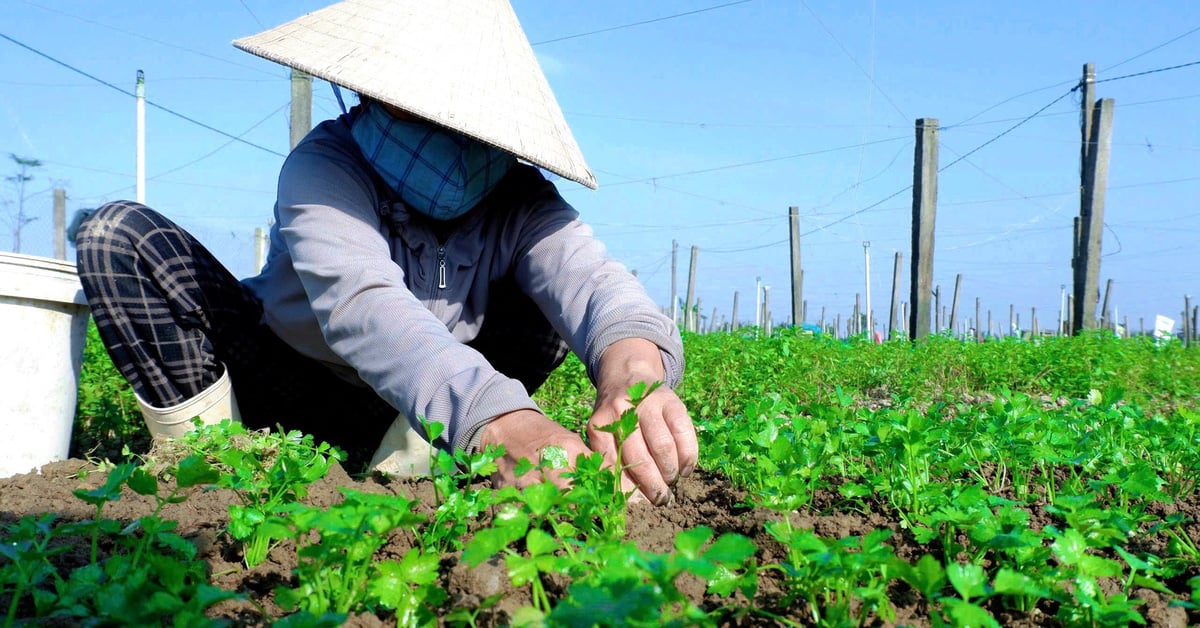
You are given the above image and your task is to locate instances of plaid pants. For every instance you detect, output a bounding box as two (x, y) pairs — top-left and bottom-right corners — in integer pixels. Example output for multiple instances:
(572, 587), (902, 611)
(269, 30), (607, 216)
(75, 201), (569, 455)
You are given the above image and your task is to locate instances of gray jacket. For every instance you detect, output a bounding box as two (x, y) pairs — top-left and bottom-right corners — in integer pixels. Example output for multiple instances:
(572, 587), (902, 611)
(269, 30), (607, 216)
(242, 115), (683, 453)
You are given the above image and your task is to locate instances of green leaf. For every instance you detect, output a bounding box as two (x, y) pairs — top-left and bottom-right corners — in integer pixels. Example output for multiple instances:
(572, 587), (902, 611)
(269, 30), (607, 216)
(127, 468), (158, 496)
(521, 482), (560, 517)
(674, 526), (714, 559)
(525, 528), (557, 557)
(510, 606), (547, 628)
(947, 562), (988, 600)
(704, 533), (757, 565)
(74, 462), (135, 506)
(175, 454), (220, 488)
(463, 523), (522, 566)
(944, 598), (1001, 628)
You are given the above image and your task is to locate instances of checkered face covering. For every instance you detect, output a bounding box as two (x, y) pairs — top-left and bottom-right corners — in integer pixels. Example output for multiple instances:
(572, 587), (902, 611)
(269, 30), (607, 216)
(351, 102), (516, 220)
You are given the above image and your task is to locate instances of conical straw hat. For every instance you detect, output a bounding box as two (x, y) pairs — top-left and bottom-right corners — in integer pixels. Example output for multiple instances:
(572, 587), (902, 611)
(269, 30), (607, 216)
(233, 0), (597, 189)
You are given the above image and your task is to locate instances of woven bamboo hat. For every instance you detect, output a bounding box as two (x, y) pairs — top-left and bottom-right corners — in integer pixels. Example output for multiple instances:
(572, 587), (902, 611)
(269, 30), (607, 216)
(233, 0), (597, 189)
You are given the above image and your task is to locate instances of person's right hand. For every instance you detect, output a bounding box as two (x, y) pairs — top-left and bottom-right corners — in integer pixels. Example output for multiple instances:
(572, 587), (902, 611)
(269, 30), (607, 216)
(478, 408), (592, 490)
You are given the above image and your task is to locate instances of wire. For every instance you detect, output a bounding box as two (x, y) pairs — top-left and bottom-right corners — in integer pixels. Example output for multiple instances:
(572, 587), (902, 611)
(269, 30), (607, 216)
(531, 0), (753, 46)
(1095, 59), (1200, 85)
(148, 101), (289, 180)
(15, 0), (278, 77)
(802, 186), (911, 237)
(798, 0), (907, 123)
(1101, 24), (1200, 72)
(0, 31), (287, 159)
(236, 0), (267, 29)
(603, 135), (909, 187)
(939, 89), (1076, 173)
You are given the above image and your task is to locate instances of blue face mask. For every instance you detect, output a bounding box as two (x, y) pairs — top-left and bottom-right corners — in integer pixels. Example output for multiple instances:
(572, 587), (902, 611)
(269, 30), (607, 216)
(351, 102), (516, 220)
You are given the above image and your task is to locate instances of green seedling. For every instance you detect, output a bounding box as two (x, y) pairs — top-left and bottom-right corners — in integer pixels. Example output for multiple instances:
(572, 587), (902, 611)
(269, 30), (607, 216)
(273, 489), (441, 621)
(1, 457), (236, 626)
(183, 420), (344, 567)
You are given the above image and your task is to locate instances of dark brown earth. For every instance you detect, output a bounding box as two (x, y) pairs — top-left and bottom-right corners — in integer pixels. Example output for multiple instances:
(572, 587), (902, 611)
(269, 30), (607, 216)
(1, 458), (1197, 627)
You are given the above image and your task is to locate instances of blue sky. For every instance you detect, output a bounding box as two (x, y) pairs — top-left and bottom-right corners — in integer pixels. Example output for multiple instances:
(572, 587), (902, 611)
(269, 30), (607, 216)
(2, 1), (1197, 334)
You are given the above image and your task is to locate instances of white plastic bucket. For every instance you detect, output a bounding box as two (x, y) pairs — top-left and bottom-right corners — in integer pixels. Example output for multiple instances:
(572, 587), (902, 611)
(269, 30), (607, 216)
(0, 252), (90, 478)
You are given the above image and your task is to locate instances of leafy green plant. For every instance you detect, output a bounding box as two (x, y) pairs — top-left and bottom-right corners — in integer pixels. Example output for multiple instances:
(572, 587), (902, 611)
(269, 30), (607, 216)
(273, 489), (442, 622)
(183, 420), (344, 567)
(1, 457), (237, 627)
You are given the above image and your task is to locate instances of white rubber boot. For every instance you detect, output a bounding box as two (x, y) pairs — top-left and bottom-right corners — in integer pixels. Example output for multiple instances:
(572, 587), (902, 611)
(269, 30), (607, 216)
(136, 368), (241, 439)
(369, 415), (437, 477)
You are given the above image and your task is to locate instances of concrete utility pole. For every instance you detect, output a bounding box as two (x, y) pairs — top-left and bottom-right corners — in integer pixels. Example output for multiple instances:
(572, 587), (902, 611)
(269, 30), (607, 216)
(1073, 99), (1115, 333)
(684, 245), (698, 333)
(909, 118), (938, 340)
(254, 227), (269, 273)
(754, 276), (762, 329)
(1059, 284), (1067, 335)
(863, 241), (872, 336)
(290, 69), (313, 150)
(53, 188), (66, 260)
(670, 240), (678, 324)
(136, 70), (146, 204)
(731, 291), (739, 331)
(762, 286), (771, 335)
(789, 206), (803, 327)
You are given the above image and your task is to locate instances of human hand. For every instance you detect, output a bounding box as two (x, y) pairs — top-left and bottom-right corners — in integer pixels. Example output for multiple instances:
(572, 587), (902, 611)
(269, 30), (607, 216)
(478, 408), (592, 490)
(587, 339), (698, 505)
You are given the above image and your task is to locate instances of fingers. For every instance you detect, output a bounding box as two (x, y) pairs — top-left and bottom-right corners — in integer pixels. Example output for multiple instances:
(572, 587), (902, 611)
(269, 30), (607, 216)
(587, 387), (697, 506)
(482, 409), (590, 491)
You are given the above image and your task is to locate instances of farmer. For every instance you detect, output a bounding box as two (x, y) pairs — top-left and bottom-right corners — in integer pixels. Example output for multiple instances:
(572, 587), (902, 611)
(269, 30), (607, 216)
(73, 0), (695, 505)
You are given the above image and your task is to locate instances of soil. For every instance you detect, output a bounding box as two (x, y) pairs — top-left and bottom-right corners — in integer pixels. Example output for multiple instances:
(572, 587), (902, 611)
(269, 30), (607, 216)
(2, 459), (1197, 627)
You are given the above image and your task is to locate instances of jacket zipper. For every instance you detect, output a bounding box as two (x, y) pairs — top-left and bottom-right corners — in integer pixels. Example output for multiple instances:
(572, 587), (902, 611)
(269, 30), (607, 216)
(436, 246), (447, 290)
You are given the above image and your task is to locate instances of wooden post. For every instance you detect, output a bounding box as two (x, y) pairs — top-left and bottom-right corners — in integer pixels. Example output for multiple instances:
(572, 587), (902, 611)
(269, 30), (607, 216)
(670, 240), (678, 324)
(1032, 308), (1039, 337)
(1009, 304), (1016, 337)
(789, 206), (803, 327)
(1073, 98), (1115, 333)
(949, 273), (963, 333)
(1194, 305), (1199, 347)
(684, 245), (698, 333)
(802, 298), (808, 325)
(1066, 296), (1074, 334)
(290, 69), (313, 150)
(1139, 317), (1145, 337)
(820, 306), (826, 332)
(710, 307), (718, 334)
(889, 251), (903, 339)
(731, 290), (739, 331)
(835, 313), (841, 339)
(1122, 316), (1129, 338)
(1185, 296), (1193, 347)
(975, 297), (982, 343)
(909, 118), (938, 340)
(900, 302), (907, 332)
(987, 310), (992, 340)
(52, 188), (66, 260)
(1072, 64), (1095, 302)
(853, 294), (861, 337)
(934, 286), (942, 332)
(1100, 278), (1114, 330)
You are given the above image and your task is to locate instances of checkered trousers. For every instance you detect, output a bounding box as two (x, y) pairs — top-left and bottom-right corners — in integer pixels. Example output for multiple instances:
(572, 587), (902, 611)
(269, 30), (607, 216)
(74, 201), (569, 455)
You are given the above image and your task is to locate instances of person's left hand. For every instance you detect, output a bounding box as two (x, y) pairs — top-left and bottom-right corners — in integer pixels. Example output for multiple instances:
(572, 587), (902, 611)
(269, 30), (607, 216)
(586, 339), (697, 505)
